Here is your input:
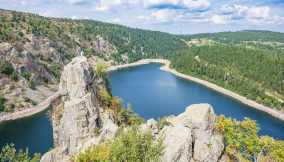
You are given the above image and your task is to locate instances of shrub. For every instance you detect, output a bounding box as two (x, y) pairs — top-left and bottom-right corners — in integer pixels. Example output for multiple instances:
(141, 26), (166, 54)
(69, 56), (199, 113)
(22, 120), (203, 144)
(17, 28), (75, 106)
(0, 144), (41, 162)
(258, 136), (284, 162)
(157, 117), (171, 131)
(117, 105), (144, 126)
(0, 60), (14, 76)
(99, 88), (112, 106)
(0, 96), (5, 112)
(11, 71), (18, 81)
(28, 80), (36, 90)
(21, 71), (31, 80)
(94, 63), (107, 79)
(75, 127), (163, 162)
(215, 116), (262, 161)
(48, 63), (61, 80)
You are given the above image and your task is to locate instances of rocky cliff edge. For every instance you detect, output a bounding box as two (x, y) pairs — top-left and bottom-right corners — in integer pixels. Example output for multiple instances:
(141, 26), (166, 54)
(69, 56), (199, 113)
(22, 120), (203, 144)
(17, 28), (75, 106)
(41, 56), (225, 162)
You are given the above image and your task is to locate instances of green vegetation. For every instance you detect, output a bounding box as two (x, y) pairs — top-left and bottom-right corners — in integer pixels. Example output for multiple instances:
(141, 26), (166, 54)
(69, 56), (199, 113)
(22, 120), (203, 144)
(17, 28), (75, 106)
(157, 117), (171, 131)
(0, 96), (5, 112)
(1, 8), (284, 162)
(116, 104), (144, 126)
(0, 144), (40, 162)
(0, 60), (15, 77)
(94, 63), (108, 80)
(11, 71), (18, 81)
(47, 63), (61, 80)
(1, 9), (284, 112)
(20, 71), (31, 81)
(185, 30), (284, 43)
(75, 127), (163, 162)
(215, 116), (284, 161)
(98, 87), (144, 126)
(0, 9), (187, 65)
(98, 88), (113, 106)
(170, 43), (284, 110)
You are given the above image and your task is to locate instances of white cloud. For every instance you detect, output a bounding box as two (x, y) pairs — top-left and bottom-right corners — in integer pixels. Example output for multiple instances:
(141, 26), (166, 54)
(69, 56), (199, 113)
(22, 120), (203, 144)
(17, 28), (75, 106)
(182, 0), (210, 10)
(95, 4), (109, 12)
(143, 0), (211, 10)
(71, 15), (78, 19)
(210, 15), (228, 24)
(62, 0), (89, 5)
(112, 17), (121, 23)
(96, 0), (138, 11)
(219, 4), (283, 24)
(246, 6), (270, 21)
(93, 0), (211, 12)
(150, 9), (183, 22)
(142, 0), (179, 7)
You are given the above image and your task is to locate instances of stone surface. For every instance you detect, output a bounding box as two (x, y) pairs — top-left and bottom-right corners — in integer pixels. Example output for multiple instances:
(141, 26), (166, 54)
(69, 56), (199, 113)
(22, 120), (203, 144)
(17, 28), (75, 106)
(158, 104), (224, 162)
(160, 125), (192, 162)
(41, 56), (224, 162)
(41, 56), (118, 162)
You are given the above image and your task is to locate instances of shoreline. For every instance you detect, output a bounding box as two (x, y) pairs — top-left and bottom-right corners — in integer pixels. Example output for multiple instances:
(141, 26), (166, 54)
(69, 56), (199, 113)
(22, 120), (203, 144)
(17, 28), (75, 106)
(0, 91), (62, 124)
(2, 58), (283, 124)
(108, 59), (284, 122)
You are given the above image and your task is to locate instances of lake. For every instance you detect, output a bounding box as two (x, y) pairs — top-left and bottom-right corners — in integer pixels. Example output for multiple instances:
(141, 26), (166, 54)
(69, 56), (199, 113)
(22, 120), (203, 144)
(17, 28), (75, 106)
(109, 64), (284, 139)
(1, 63), (284, 155)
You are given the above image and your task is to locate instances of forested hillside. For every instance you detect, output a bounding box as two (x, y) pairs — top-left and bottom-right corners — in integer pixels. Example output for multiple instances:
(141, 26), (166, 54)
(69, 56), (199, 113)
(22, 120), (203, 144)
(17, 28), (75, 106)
(0, 9), (187, 112)
(183, 30), (284, 43)
(0, 8), (283, 113)
(171, 33), (284, 111)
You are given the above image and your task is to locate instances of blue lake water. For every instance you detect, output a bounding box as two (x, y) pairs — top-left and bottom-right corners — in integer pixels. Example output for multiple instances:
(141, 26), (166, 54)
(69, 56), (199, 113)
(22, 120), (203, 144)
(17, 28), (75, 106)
(0, 110), (53, 155)
(109, 64), (284, 139)
(0, 63), (284, 155)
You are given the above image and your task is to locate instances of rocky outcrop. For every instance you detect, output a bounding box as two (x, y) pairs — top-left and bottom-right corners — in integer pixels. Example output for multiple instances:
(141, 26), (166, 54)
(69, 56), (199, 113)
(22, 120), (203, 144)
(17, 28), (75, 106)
(41, 56), (224, 162)
(41, 56), (118, 162)
(142, 104), (224, 162)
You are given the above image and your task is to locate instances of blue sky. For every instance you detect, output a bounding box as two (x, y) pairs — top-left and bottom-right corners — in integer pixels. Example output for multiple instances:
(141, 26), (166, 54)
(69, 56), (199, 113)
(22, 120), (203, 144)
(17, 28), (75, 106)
(1, 0), (284, 34)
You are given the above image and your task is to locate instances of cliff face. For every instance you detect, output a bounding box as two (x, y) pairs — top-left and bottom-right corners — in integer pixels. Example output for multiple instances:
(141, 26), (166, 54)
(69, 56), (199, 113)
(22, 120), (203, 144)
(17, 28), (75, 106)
(41, 56), (118, 162)
(41, 56), (224, 162)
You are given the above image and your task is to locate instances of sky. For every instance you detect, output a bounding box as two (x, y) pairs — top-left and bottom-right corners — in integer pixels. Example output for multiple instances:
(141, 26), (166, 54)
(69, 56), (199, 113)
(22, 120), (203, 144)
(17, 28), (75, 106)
(0, 0), (284, 34)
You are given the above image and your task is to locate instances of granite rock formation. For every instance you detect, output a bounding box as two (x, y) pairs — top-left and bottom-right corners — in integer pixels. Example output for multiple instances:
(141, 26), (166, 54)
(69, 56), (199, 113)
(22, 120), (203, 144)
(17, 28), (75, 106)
(41, 56), (118, 162)
(42, 56), (225, 162)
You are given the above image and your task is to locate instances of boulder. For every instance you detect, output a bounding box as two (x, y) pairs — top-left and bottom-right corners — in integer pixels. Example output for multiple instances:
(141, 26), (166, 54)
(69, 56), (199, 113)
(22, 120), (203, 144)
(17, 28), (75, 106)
(161, 104), (224, 162)
(160, 124), (192, 162)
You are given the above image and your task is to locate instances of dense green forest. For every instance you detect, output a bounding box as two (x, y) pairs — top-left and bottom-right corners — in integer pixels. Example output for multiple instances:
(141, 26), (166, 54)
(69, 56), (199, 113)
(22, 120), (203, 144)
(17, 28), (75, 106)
(0, 9), (186, 63)
(183, 30), (284, 43)
(169, 43), (284, 110)
(0, 8), (283, 111)
(1, 8), (284, 162)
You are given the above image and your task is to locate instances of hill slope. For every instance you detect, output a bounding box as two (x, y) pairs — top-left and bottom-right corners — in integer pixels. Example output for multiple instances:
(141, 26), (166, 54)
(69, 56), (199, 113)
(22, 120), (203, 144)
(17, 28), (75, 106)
(0, 8), (283, 113)
(0, 9), (187, 112)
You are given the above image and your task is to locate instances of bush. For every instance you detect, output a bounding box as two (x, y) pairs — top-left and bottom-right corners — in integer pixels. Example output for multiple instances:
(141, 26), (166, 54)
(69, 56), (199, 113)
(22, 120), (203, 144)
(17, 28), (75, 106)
(157, 117), (171, 131)
(75, 127), (163, 162)
(117, 105), (144, 126)
(0, 96), (5, 112)
(21, 71), (31, 80)
(98, 88), (144, 126)
(11, 71), (18, 81)
(215, 116), (284, 162)
(94, 63), (107, 79)
(99, 88), (112, 106)
(0, 144), (41, 162)
(0, 60), (14, 76)
(259, 137), (284, 162)
(28, 80), (36, 90)
(215, 116), (262, 161)
(48, 63), (61, 80)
